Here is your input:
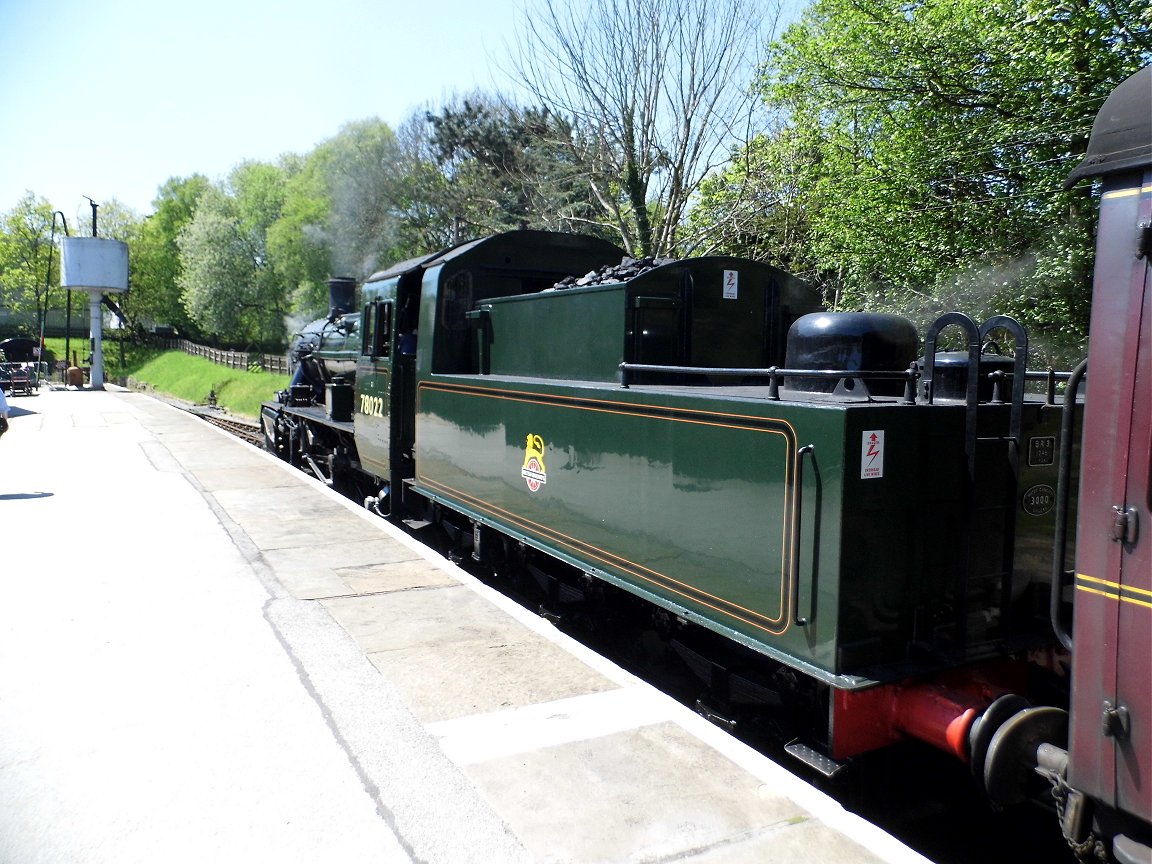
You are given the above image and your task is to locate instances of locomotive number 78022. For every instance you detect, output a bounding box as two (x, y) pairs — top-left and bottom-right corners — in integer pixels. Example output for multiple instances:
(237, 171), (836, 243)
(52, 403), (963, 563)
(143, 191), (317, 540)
(359, 393), (385, 418)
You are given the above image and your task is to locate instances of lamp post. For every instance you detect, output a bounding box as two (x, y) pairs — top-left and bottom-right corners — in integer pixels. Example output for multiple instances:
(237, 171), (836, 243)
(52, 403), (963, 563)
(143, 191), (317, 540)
(81, 197), (98, 373)
(43, 211), (69, 373)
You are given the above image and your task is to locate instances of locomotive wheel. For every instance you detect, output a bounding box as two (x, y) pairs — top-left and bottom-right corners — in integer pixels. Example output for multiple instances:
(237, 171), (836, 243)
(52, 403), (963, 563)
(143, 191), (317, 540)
(983, 705), (1068, 807)
(968, 693), (1031, 782)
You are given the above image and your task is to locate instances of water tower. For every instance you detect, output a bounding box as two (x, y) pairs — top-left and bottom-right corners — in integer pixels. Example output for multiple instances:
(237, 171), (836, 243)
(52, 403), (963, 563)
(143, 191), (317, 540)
(61, 236), (128, 390)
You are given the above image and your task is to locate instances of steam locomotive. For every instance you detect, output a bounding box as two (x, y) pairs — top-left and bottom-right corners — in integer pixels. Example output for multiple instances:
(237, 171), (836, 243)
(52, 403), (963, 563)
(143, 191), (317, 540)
(262, 66), (1151, 862)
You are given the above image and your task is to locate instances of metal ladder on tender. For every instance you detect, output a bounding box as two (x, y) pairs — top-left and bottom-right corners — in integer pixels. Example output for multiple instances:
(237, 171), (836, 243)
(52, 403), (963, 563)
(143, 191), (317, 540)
(920, 313), (1028, 653)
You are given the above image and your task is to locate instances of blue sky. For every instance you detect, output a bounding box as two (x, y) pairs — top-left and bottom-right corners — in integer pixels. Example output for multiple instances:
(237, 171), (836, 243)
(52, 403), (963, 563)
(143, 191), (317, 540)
(0, 0), (529, 220)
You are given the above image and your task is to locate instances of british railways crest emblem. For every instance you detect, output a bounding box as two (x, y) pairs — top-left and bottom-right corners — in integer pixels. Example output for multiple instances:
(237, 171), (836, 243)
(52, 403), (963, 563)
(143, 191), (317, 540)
(521, 433), (547, 492)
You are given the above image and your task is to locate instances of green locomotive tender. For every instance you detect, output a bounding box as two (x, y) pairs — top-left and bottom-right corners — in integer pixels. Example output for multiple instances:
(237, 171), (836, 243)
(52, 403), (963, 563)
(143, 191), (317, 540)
(262, 228), (1078, 768)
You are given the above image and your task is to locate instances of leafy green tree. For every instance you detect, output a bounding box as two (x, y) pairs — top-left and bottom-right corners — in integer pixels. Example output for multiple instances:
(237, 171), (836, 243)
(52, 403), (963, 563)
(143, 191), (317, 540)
(267, 120), (415, 321)
(177, 164), (291, 347)
(127, 175), (210, 338)
(690, 127), (821, 279)
(724, 0), (1151, 361)
(420, 95), (608, 241)
(0, 193), (56, 339)
(317, 120), (408, 282)
(392, 111), (459, 254)
(266, 154), (332, 320)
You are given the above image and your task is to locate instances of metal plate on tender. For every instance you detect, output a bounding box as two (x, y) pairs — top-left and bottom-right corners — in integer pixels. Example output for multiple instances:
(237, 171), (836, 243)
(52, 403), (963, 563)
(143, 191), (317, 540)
(1027, 436), (1056, 466)
(1022, 484), (1056, 516)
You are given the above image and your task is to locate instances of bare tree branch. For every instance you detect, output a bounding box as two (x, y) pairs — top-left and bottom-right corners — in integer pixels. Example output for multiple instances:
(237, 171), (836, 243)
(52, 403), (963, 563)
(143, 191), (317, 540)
(505, 0), (780, 257)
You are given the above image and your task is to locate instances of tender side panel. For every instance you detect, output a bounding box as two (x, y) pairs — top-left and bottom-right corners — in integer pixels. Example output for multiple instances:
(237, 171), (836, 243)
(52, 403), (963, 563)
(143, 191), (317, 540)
(413, 379), (818, 659)
(482, 285), (627, 381)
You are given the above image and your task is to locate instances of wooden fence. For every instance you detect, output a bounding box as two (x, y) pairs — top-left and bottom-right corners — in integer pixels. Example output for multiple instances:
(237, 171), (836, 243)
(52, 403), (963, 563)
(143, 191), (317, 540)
(164, 339), (291, 375)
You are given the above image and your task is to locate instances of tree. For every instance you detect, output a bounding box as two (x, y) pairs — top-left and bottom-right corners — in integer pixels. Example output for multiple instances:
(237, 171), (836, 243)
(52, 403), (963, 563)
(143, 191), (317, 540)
(509, 0), (775, 257)
(266, 119), (422, 322)
(729, 0), (1151, 361)
(266, 153), (334, 321)
(419, 95), (609, 241)
(177, 164), (291, 347)
(316, 120), (408, 282)
(127, 175), (210, 337)
(689, 126), (821, 280)
(392, 110), (460, 254)
(0, 193), (56, 341)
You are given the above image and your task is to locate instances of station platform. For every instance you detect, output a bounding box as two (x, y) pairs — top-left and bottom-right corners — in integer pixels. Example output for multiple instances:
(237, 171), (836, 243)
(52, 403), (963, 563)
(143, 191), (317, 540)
(0, 385), (934, 864)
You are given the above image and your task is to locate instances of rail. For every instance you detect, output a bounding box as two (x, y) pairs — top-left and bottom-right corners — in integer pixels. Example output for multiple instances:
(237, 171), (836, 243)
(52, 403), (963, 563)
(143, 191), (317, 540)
(183, 404), (265, 447)
(618, 362), (1076, 404)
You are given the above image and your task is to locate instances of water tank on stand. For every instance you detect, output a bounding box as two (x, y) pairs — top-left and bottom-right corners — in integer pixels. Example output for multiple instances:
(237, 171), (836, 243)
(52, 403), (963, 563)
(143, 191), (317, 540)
(61, 237), (129, 390)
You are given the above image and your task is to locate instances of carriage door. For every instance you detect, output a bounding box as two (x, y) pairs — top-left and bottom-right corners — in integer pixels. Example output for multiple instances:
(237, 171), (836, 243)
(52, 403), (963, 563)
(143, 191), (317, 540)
(1109, 178), (1152, 833)
(1068, 171), (1152, 829)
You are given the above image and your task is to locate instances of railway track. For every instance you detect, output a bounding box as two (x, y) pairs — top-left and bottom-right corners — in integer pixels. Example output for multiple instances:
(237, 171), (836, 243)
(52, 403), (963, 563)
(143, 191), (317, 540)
(181, 403), (266, 447)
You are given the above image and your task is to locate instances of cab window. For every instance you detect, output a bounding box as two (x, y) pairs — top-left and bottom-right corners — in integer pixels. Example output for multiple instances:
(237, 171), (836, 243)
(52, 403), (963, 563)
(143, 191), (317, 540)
(361, 301), (392, 358)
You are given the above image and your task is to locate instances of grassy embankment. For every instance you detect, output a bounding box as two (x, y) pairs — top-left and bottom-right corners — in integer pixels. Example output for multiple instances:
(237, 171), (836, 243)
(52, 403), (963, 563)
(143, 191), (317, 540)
(40, 337), (289, 420)
(128, 352), (290, 419)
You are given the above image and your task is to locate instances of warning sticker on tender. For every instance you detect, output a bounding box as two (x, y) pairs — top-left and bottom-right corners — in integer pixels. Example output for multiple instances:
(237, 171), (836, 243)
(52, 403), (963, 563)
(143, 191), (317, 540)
(861, 430), (884, 479)
(723, 269), (738, 299)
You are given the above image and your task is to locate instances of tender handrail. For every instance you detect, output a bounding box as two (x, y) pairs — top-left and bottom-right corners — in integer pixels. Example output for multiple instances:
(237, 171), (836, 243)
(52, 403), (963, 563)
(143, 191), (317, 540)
(792, 444), (815, 627)
(1050, 358), (1086, 652)
(618, 360), (1077, 405)
(980, 315), (1029, 450)
(618, 362), (916, 399)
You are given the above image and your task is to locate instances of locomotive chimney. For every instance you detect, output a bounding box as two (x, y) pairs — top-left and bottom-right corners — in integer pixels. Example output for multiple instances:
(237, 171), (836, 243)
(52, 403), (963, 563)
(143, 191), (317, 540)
(327, 277), (356, 319)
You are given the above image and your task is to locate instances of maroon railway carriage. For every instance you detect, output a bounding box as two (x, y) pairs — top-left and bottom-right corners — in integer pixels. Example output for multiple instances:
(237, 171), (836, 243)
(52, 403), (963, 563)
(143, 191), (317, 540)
(1058, 64), (1152, 863)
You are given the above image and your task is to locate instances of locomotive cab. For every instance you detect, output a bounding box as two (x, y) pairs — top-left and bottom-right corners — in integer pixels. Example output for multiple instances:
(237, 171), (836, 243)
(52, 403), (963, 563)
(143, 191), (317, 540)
(353, 252), (438, 500)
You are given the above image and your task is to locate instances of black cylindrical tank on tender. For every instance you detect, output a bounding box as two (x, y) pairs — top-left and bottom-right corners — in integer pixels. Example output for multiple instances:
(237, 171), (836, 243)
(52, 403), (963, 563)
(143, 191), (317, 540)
(926, 351), (1016, 402)
(783, 312), (919, 396)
